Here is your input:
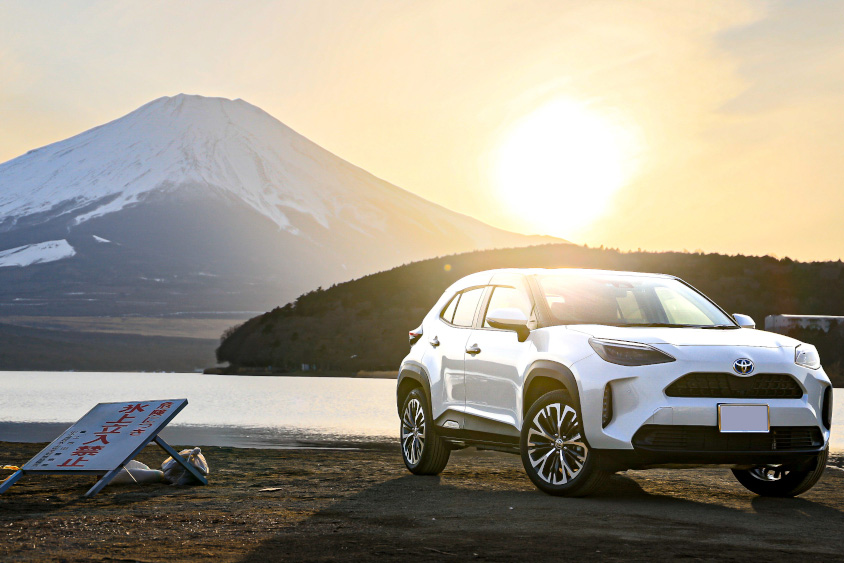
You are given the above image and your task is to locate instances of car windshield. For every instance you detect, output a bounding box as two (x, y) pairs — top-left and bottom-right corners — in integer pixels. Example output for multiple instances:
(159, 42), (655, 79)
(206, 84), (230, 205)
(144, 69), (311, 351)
(536, 273), (736, 328)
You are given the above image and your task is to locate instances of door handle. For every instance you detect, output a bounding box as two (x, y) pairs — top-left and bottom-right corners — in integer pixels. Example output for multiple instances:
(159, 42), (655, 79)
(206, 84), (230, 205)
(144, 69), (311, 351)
(429, 336), (440, 347)
(466, 344), (481, 355)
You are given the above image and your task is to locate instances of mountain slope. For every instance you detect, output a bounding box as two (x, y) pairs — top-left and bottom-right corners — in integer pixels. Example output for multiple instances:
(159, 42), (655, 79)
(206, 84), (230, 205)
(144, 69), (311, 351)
(0, 94), (559, 316)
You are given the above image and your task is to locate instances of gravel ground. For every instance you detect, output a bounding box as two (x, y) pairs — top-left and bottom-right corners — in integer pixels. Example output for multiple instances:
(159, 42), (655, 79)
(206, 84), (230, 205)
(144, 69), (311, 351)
(2, 441), (844, 562)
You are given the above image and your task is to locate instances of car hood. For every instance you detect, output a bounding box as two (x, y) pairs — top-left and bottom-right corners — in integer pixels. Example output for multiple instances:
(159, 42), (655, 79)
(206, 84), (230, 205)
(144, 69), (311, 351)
(566, 325), (800, 348)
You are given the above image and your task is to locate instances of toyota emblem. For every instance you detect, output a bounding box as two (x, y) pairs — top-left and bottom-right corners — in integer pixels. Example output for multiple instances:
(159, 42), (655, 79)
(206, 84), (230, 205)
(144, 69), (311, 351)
(733, 358), (754, 376)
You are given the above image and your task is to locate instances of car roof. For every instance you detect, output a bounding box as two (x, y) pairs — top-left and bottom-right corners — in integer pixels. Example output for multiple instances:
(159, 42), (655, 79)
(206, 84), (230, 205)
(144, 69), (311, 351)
(466, 267), (677, 280)
(444, 268), (679, 295)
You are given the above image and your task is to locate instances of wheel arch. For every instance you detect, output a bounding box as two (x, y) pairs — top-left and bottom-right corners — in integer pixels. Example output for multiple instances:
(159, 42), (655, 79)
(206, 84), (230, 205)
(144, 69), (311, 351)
(523, 360), (581, 419)
(397, 362), (432, 416)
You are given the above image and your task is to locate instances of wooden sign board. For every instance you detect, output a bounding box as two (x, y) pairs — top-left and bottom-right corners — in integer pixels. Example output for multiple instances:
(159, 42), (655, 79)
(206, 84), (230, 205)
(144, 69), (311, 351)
(0, 398), (207, 497)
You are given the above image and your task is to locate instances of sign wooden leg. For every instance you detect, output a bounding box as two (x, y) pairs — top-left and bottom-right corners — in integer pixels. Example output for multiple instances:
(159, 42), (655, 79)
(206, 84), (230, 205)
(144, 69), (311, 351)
(154, 436), (208, 485)
(0, 470), (23, 494)
(84, 466), (123, 498)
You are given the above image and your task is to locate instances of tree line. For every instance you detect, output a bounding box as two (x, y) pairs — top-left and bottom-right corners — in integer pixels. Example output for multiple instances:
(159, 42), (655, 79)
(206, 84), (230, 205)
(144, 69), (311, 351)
(216, 243), (844, 383)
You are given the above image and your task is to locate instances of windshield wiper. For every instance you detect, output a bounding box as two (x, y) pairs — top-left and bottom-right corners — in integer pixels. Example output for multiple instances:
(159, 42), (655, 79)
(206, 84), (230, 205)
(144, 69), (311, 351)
(699, 325), (740, 329)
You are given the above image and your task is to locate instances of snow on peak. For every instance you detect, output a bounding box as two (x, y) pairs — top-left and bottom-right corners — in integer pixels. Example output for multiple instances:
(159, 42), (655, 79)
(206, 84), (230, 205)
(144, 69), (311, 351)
(0, 94), (410, 235)
(0, 240), (76, 268)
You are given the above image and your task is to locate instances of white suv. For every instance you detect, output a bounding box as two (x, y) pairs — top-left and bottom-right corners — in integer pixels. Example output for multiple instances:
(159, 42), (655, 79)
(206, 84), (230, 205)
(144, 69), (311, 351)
(397, 268), (832, 497)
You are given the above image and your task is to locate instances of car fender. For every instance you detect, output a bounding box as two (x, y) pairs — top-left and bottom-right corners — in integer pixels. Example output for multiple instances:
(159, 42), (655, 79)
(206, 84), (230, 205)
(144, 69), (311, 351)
(397, 361), (432, 416)
(523, 359), (582, 414)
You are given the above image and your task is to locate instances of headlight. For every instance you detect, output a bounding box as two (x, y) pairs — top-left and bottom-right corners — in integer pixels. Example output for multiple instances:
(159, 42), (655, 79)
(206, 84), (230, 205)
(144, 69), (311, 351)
(795, 344), (821, 370)
(589, 338), (675, 366)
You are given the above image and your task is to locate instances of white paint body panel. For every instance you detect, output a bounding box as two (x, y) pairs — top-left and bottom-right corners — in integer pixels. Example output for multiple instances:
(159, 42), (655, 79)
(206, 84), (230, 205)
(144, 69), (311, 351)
(464, 328), (534, 430)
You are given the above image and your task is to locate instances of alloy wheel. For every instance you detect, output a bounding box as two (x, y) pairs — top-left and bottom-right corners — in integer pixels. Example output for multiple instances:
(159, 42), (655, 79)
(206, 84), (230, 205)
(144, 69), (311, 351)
(401, 398), (425, 465)
(526, 402), (588, 484)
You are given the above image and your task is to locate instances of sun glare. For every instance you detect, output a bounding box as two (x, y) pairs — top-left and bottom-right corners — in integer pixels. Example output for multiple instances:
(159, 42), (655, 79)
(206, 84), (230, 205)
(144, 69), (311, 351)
(494, 99), (638, 237)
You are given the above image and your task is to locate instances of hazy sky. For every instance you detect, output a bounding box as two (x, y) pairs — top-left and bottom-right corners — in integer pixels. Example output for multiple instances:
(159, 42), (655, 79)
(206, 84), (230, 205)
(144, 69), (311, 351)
(2, 1), (843, 261)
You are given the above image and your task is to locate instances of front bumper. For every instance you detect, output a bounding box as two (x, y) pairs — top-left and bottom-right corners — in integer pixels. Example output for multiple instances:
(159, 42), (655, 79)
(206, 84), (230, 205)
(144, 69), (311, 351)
(595, 424), (826, 471)
(571, 344), (832, 456)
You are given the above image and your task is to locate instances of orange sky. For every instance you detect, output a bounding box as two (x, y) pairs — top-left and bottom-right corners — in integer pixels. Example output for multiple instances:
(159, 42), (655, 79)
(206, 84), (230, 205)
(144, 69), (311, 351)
(1, 1), (843, 261)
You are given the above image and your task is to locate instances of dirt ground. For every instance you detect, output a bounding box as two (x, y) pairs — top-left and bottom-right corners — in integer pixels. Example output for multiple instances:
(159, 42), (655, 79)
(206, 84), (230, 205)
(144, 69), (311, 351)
(2, 441), (844, 562)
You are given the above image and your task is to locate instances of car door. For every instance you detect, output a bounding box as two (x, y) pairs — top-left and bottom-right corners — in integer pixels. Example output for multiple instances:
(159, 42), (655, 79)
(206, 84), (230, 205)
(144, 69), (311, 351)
(425, 286), (485, 424)
(464, 274), (536, 434)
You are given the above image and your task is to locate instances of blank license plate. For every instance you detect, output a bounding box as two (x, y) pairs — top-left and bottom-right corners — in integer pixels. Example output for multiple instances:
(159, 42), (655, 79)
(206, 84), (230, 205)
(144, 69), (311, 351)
(718, 404), (769, 433)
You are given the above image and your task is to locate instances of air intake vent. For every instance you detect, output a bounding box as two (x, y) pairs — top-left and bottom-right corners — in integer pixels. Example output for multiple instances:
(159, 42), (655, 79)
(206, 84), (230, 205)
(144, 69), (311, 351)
(822, 386), (833, 429)
(665, 373), (802, 399)
(633, 425), (823, 452)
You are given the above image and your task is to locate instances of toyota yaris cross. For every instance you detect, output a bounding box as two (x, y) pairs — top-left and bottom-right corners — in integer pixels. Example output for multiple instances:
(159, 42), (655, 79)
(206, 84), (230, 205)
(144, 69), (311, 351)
(397, 269), (832, 497)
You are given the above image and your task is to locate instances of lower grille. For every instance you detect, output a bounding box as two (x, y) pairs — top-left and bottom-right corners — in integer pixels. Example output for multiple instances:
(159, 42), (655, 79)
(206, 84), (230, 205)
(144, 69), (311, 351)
(665, 372), (803, 399)
(633, 425), (823, 452)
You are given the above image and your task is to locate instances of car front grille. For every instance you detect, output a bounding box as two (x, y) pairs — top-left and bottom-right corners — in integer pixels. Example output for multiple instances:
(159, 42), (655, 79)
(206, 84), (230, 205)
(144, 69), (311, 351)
(632, 425), (823, 452)
(664, 372), (803, 399)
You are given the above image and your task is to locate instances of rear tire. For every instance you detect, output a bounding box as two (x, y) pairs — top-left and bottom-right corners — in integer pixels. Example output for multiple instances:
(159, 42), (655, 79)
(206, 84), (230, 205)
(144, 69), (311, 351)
(732, 447), (828, 497)
(400, 388), (450, 475)
(520, 390), (609, 496)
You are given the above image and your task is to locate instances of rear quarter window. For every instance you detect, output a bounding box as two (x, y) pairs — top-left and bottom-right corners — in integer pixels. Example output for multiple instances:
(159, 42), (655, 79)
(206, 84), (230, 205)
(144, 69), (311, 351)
(440, 293), (459, 324)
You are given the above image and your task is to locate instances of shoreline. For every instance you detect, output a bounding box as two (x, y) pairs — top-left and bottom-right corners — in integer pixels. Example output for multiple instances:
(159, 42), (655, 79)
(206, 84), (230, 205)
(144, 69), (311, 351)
(0, 422), (396, 451)
(202, 367), (398, 378)
(4, 420), (844, 454)
(0, 368), (398, 379)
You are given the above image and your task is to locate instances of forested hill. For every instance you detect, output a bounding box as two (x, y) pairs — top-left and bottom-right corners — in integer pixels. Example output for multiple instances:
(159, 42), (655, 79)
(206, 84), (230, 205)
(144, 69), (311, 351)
(216, 243), (844, 375)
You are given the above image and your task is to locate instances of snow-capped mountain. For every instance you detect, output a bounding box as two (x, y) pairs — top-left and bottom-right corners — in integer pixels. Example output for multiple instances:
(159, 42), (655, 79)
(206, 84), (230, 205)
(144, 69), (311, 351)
(0, 94), (558, 316)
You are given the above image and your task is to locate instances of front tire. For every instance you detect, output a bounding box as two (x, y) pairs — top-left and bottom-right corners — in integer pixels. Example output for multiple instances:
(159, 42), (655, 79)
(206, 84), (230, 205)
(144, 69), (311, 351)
(520, 390), (609, 496)
(732, 447), (828, 497)
(400, 388), (450, 475)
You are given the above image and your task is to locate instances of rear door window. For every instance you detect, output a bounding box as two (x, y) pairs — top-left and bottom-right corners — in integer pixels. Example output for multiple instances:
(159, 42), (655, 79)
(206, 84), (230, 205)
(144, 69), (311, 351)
(451, 287), (485, 327)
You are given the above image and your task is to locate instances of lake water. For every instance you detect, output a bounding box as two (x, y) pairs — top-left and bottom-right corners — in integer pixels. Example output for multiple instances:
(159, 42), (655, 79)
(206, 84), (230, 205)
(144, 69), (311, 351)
(0, 372), (398, 449)
(1, 372), (842, 451)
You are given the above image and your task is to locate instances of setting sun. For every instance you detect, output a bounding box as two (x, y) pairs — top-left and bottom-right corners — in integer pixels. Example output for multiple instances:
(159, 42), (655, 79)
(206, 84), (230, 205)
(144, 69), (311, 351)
(494, 99), (639, 236)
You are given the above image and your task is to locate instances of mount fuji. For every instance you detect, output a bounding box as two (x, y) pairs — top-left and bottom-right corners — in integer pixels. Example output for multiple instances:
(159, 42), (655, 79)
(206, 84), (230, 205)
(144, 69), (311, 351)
(0, 94), (558, 317)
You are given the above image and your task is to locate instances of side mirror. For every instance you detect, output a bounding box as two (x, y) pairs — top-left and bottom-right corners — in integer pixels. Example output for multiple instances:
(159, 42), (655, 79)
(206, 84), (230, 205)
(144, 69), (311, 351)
(486, 308), (530, 342)
(733, 314), (756, 329)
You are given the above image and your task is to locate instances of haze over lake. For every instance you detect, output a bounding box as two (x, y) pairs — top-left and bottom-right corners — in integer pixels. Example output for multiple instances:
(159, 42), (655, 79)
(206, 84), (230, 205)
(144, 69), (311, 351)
(1, 372), (842, 452)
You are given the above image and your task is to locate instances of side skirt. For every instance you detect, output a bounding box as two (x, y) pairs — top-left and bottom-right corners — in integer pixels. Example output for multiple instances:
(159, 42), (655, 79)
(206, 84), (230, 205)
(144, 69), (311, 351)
(434, 411), (521, 455)
(439, 433), (521, 455)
